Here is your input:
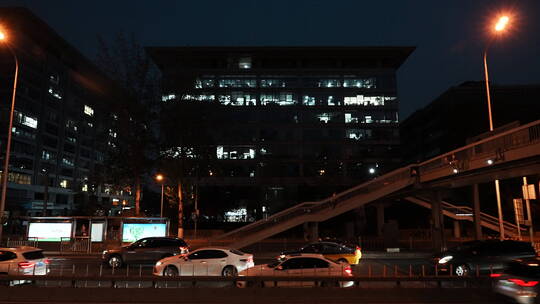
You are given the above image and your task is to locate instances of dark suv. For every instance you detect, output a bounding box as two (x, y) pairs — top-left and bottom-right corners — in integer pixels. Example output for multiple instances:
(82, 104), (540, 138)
(433, 240), (536, 276)
(102, 237), (189, 268)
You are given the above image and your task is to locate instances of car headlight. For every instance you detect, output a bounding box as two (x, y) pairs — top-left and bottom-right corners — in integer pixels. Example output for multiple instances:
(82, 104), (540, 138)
(438, 255), (453, 264)
(156, 261), (163, 266)
(102, 250), (108, 255)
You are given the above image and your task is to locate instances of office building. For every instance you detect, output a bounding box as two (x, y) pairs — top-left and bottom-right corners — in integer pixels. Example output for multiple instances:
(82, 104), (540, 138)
(148, 46), (413, 219)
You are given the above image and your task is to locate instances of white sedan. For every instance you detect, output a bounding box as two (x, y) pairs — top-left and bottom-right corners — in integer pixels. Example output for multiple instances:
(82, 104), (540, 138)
(237, 254), (354, 288)
(153, 247), (254, 277)
(0, 246), (50, 285)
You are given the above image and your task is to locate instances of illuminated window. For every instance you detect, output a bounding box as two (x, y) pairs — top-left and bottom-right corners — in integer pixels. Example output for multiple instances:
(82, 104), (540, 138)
(260, 93), (278, 105)
(82, 184), (88, 192)
(225, 208), (247, 222)
(365, 115), (373, 123)
(195, 79), (215, 88)
(219, 79), (256, 88)
(303, 96), (316, 106)
(217, 146), (256, 159)
(14, 111), (38, 129)
(238, 57), (252, 69)
(343, 77), (376, 88)
(345, 113), (358, 123)
(1, 172), (32, 185)
(162, 94), (177, 102)
(344, 95), (396, 106)
(278, 93), (295, 106)
(59, 179), (70, 189)
(317, 113), (331, 123)
(183, 94), (215, 102)
(319, 79), (341, 88)
(231, 92), (256, 106)
(346, 129), (372, 140)
(62, 157), (74, 167)
(84, 105), (94, 116)
(261, 79), (286, 88)
(327, 96), (336, 106)
(48, 87), (63, 100)
(41, 150), (56, 161)
(12, 127), (36, 140)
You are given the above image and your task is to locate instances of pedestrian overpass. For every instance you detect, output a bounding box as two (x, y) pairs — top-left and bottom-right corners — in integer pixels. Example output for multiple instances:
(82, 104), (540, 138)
(212, 120), (540, 249)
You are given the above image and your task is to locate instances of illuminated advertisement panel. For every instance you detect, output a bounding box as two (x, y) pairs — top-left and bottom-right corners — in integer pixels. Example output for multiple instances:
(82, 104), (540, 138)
(91, 223), (104, 242)
(122, 223), (167, 242)
(28, 222), (72, 242)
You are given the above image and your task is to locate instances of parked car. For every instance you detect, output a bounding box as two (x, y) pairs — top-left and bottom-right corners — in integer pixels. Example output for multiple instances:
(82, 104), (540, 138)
(153, 247), (254, 277)
(433, 240), (536, 276)
(493, 257), (540, 304)
(0, 246), (49, 285)
(237, 254), (354, 288)
(279, 241), (361, 265)
(102, 237), (189, 268)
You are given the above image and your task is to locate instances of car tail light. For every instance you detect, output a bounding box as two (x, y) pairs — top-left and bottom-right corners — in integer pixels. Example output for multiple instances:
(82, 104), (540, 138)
(490, 273), (502, 278)
(43, 258), (50, 265)
(508, 278), (539, 287)
(344, 266), (352, 275)
(240, 256), (254, 263)
(18, 261), (34, 269)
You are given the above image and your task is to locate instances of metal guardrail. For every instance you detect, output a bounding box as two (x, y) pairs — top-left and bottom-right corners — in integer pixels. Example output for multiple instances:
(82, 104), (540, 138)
(0, 273), (493, 289)
(418, 120), (540, 181)
(5, 237), (38, 248)
(60, 237), (91, 253)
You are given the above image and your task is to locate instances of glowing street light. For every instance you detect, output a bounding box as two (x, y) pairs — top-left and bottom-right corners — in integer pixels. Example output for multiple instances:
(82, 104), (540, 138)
(483, 14), (512, 240)
(494, 16), (509, 32)
(155, 174), (165, 217)
(0, 26), (19, 242)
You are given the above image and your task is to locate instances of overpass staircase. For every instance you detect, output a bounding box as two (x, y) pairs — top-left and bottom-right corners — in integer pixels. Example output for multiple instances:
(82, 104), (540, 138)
(404, 196), (524, 238)
(212, 120), (540, 249)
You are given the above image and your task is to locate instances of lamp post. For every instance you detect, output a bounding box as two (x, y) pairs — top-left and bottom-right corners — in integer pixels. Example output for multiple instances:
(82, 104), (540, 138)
(155, 174), (164, 218)
(483, 15), (510, 240)
(0, 28), (19, 242)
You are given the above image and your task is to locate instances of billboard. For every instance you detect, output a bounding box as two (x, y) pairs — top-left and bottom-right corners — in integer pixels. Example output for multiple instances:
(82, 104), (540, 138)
(28, 222), (72, 241)
(122, 223), (167, 242)
(91, 223), (104, 242)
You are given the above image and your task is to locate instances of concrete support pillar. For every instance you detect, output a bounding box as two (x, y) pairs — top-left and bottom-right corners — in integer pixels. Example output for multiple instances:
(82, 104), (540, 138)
(472, 184), (483, 240)
(431, 191), (444, 252)
(303, 222), (319, 242)
(376, 204), (385, 237)
(453, 221), (461, 239)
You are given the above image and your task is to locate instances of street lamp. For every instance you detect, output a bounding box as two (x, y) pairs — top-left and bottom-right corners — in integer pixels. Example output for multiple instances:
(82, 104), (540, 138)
(0, 27), (20, 242)
(155, 174), (165, 218)
(483, 15), (510, 240)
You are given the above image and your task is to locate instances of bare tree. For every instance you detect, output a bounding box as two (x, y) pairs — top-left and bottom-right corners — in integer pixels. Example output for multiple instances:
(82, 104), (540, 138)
(95, 33), (159, 216)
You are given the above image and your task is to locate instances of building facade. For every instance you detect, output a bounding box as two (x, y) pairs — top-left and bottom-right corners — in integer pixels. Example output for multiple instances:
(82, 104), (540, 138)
(401, 81), (540, 163)
(0, 8), (132, 217)
(148, 46), (413, 220)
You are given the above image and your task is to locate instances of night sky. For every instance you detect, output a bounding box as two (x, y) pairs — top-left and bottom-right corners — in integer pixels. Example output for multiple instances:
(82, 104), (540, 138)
(2, 0), (540, 119)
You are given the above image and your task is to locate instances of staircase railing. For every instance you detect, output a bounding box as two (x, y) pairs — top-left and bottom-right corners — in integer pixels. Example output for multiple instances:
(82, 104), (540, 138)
(212, 165), (415, 243)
